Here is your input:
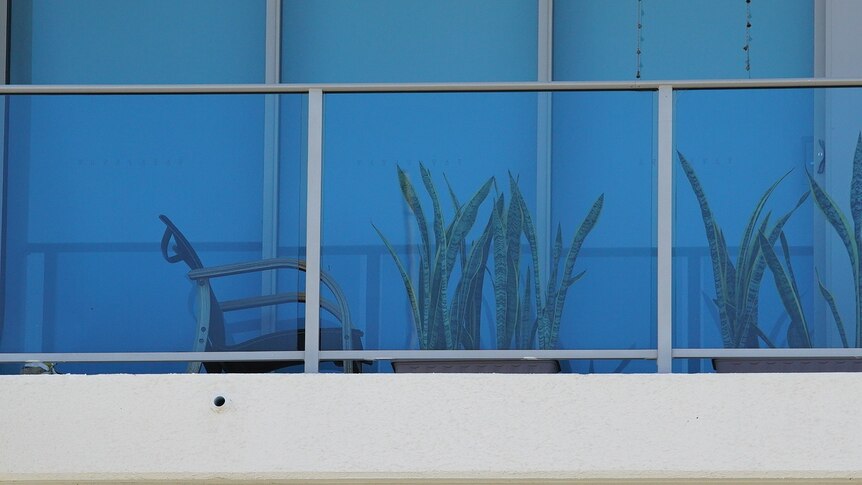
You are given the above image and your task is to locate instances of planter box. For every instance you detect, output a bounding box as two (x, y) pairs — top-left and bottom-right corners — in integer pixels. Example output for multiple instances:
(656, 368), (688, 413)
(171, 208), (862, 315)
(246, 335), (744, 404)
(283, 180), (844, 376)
(391, 359), (560, 374)
(713, 357), (862, 373)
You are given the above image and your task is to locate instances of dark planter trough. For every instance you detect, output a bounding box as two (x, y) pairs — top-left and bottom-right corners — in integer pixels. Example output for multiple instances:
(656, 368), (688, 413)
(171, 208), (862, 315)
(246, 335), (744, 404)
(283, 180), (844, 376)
(712, 357), (862, 373)
(391, 359), (561, 374)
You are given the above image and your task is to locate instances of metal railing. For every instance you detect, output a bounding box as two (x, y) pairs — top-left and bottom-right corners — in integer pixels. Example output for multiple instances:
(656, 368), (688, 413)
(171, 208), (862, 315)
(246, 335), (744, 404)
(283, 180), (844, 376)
(1, 78), (861, 372)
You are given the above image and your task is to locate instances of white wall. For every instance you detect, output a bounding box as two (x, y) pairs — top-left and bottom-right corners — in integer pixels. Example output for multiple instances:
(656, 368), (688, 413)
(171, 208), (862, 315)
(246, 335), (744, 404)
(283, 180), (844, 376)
(2, 373), (862, 483)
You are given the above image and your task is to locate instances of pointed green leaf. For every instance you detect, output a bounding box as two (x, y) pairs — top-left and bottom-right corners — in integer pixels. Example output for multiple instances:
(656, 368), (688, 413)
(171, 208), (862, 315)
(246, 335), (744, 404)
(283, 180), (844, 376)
(737, 169), (793, 288)
(851, 133), (862, 231)
(510, 173), (543, 313)
(419, 162), (446, 256)
(518, 266), (533, 349)
(808, 170), (858, 268)
(679, 152), (730, 339)
(396, 166), (432, 333)
(373, 223), (422, 343)
(758, 232), (811, 348)
(491, 195), (510, 349)
(547, 194), (603, 349)
(443, 173), (468, 270)
(816, 268), (849, 348)
(444, 177), (494, 280)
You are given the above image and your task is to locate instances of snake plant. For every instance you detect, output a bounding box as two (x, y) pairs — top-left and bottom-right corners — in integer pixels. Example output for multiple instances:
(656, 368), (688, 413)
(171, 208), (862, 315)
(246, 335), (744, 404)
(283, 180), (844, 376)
(678, 151), (808, 348)
(758, 231), (813, 348)
(806, 133), (862, 348)
(492, 174), (604, 350)
(375, 166), (602, 351)
(373, 163), (494, 350)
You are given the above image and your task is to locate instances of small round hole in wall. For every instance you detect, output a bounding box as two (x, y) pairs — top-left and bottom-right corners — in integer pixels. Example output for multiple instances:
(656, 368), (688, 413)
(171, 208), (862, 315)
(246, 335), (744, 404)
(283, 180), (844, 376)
(213, 395), (226, 407)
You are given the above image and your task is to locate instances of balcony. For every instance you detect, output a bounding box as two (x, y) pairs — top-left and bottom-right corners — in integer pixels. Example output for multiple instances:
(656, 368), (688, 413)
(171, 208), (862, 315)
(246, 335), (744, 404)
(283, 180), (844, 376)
(0, 80), (860, 375)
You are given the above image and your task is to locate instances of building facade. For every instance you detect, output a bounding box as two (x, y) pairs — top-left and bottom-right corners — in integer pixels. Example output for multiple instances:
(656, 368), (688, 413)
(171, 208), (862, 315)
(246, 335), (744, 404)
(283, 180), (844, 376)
(2, 0), (862, 482)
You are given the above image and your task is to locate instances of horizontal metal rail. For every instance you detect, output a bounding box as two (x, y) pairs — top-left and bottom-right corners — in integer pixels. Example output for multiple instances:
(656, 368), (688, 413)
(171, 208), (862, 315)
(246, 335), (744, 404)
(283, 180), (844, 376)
(319, 350), (658, 361)
(6, 348), (862, 364)
(1, 78), (862, 94)
(0, 351), (304, 363)
(0, 350), (655, 363)
(673, 348), (862, 359)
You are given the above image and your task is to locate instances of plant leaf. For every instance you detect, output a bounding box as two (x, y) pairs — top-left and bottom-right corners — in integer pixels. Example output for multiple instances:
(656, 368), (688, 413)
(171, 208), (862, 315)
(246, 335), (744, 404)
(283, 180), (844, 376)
(443, 173), (468, 270)
(758, 232), (810, 348)
(444, 177), (494, 281)
(511, 173), (544, 317)
(491, 195), (510, 349)
(851, 133), (862, 232)
(808, 170), (858, 269)
(372, 223), (422, 344)
(816, 268), (849, 348)
(547, 194), (603, 350)
(450, 205), (495, 349)
(518, 266), (533, 350)
(396, 166), (432, 336)
(736, 169), (793, 292)
(679, 152), (734, 347)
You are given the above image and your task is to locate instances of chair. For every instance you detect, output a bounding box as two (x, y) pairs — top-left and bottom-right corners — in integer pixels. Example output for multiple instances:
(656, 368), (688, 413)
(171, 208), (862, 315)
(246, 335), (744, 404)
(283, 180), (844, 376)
(159, 215), (363, 373)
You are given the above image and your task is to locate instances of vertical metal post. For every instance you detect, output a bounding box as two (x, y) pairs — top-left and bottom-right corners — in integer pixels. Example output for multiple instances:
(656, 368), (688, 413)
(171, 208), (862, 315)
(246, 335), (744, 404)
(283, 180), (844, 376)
(538, 0), (553, 82)
(0, 0), (10, 348)
(812, 0), (828, 341)
(261, 0), (281, 333)
(656, 86), (673, 373)
(536, 0), (553, 278)
(304, 89), (323, 373)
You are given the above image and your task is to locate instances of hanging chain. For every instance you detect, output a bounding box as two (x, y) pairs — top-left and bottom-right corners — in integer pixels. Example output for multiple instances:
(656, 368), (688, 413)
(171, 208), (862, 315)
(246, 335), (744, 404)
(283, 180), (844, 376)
(636, 0), (643, 79)
(743, 0), (752, 76)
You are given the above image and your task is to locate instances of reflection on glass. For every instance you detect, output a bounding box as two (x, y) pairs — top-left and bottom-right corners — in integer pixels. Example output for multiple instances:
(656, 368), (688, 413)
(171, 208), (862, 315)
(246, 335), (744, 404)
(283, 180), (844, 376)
(1, 94), (306, 374)
(321, 91), (655, 355)
(673, 88), (822, 349)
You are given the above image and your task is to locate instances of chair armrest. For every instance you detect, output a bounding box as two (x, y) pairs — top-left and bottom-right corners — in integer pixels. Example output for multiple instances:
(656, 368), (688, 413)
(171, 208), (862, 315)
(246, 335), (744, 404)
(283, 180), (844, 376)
(187, 257), (307, 280)
(220, 292), (345, 322)
(188, 257), (354, 348)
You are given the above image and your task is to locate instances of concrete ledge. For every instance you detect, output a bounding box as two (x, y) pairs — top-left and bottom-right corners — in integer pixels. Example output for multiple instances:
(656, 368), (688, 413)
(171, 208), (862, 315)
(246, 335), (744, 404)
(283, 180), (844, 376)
(1, 373), (861, 482)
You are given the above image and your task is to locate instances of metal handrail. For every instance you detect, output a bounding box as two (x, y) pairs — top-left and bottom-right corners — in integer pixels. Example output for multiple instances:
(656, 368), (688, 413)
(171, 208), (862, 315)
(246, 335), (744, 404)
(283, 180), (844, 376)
(0, 77), (861, 94)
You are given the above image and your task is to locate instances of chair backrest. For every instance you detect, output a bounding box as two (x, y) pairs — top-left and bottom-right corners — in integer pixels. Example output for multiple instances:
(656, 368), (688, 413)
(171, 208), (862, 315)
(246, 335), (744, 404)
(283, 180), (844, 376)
(159, 215), (227, 351)
(159, 214), (204, 270)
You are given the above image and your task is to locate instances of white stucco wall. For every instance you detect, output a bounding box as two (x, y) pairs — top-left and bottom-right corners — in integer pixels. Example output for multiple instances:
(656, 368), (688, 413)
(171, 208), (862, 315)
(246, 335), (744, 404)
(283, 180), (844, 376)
(1, 373), (862, 483)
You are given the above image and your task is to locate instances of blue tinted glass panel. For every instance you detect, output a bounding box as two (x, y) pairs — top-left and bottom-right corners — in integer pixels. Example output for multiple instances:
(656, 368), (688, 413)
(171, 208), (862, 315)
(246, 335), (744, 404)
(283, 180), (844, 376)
(277, 95), (308, 327)
(554, 0), (813, 81)
(281, 0), (537, 82)
(321, 91), (654, 354)
(1, 94), (307, 373)
(673, 88), (821, 349)
(10, 0), (265, 83)
(552, 91), (656, 350)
